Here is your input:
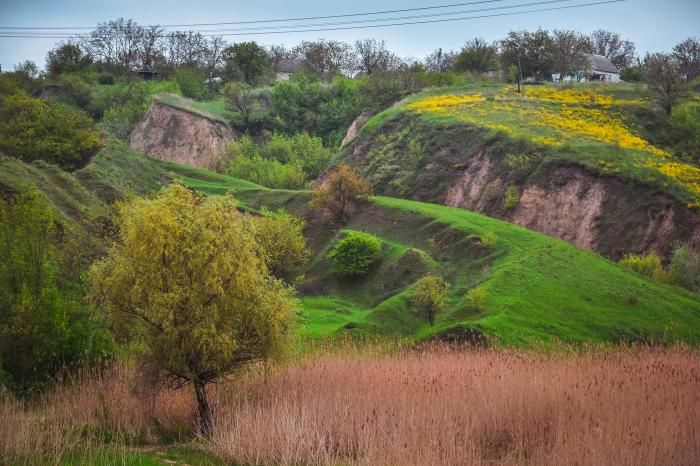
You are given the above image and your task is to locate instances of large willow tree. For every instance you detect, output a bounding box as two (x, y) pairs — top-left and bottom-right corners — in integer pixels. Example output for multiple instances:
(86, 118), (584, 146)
(90, 184), (297, 436)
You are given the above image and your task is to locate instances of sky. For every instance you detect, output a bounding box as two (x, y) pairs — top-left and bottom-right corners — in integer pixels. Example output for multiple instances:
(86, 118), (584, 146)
(1, 0), (698, 71)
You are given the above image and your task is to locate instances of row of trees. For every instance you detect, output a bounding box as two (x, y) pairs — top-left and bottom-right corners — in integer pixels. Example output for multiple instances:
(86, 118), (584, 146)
(33, 17), (699, 85)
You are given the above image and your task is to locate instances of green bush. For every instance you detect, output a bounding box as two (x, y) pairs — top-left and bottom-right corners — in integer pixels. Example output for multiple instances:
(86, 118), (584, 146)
(174, 67), (207, 100)
(668, 102), (700, 164)
(329, 231), (382, 277)
(223, 133), (331, 188)
(670, 245), (700, 292)
(226, 154), (306, 189)
(0, 93), (102, 169)
(619, 251), (673, 283)
(503, 185), (520, 210)
(0, 188), (112, 393)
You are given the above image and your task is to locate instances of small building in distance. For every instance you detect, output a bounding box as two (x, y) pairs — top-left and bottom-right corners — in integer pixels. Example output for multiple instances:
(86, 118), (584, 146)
(274, 58), (304, 81)
(136, 70), (159, 81)
(552, 54), (621, 83)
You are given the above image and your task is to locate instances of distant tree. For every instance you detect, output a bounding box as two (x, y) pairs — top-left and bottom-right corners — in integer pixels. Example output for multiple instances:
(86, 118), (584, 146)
(410, 275), (450, 326)
(166, 30), (209, 69)
(223, 41), (270, 85)
(551, 29), (590, 79)
(90, 184), (296, 436)
(587, 29), (636, 70)
(452, 38), (498, 75)
(0, 94), (102, 169)
(501, 29), (554, 81)
(82, 18), (143, 71)
(672, 37), (700, 82)
(224, 81), (258, 129)
(354, 39), (397, 75)
(668, 102), (700, 163)
(46, 43), (93, 76)
(268, 44), (292, 73)
(310, 164), (372, 223)
(328, 231), (381, 278)
(644, 53), (686, 115)
(424, 48), (455, 72)
(296, 39), (356, 79)
(11, 61), (38, 81)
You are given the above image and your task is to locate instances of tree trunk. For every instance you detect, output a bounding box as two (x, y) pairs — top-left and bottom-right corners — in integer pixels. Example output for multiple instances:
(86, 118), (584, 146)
(193, 379), (213, 437)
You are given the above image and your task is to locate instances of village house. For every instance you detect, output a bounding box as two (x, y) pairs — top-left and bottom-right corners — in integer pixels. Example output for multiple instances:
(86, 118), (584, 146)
(552, 54), (621, 83)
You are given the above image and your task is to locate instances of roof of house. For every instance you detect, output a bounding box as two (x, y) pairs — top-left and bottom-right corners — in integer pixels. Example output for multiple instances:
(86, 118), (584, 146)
(589, 54), (619, 74)
(276, 57), (304, 74)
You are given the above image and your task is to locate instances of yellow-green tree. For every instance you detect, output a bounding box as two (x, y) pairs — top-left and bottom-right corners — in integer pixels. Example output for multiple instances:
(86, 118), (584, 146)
(410, 275), (450, 326)
(90, 184), (296, 436)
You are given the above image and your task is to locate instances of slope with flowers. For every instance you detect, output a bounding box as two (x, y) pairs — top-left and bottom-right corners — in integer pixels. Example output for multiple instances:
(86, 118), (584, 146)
(339, 83), (700, 259)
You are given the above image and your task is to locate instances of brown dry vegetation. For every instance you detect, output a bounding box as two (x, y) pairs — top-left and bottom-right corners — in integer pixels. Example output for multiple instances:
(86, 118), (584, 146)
(208, 345), (700, 466)
(2, 345), (699, 465)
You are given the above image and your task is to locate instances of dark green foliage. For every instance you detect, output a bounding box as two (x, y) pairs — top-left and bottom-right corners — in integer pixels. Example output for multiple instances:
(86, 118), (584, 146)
(329, 231), (382, 278)
(46, 43), (92, 77)
(0, 187), (112, 393)
(223, 42), (271, 85)
(452, 38), (499, 75)
(0, 92), (102, 169)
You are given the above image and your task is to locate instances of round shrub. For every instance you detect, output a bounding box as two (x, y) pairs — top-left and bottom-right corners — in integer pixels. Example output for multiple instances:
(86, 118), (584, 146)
(329, 231), (381, 277)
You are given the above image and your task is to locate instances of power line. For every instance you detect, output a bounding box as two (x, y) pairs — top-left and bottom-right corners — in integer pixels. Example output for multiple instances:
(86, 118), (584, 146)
(0, 0), (626, 39)
(0, 0), (514, 30)
(0, 0), (591, 37)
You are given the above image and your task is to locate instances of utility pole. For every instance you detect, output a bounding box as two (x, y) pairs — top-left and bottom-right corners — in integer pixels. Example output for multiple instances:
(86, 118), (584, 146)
(517, 54), (523, 95)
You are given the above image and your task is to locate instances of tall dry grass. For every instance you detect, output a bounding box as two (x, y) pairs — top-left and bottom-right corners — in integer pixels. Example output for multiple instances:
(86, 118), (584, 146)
(207, 345), (700, 466)
(0, 365), (194, 465)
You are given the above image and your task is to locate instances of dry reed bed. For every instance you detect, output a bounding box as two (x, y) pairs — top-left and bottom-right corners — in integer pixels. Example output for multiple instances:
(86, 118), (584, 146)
(208, 346), (700, 466)
(1, 346), (699, 465)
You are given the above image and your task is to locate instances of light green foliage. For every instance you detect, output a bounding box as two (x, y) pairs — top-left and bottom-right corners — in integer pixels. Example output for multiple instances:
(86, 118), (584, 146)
(0, 187), (111, 392)
(90, 184), (296, 434)
(264, 133), (332, 179)
(254, 209), (310, 282)
(668, 102), (700, 164)
(503, 185), (520, 210)
(466, 285), (487, 312)
(0, 92), (102, 169)
(479, 230), (497, 247)
(329, 231), (382, 278)
(411, 275), (450, 326)
(619, 251), (673, 283)
(670, 245), (700, 292)
(224, 133), (331, 188)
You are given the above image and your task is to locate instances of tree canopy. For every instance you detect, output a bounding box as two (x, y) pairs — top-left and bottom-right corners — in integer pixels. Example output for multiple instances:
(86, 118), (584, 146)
(90, 184), (297, 435)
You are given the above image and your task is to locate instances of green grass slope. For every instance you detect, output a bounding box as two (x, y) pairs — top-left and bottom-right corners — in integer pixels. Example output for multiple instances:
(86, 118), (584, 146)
(3, 140), (698, 346)
(181, 172), (700, 346)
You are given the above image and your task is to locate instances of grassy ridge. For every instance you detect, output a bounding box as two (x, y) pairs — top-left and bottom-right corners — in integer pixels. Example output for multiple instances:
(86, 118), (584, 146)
(4, 141), (699, 346)
(177, 167), (700, 345)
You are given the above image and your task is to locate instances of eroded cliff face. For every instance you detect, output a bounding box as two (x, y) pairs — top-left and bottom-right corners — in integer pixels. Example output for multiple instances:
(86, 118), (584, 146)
(444, 161), (700, 259)
(130, 102), (234, 170)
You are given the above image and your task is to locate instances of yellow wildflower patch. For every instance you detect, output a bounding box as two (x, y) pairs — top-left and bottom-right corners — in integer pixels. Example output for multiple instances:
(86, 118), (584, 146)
(407, 93), (485, 112)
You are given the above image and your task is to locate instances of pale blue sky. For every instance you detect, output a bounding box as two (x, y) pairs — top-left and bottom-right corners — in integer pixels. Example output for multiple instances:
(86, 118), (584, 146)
(1, 0), (698, 70)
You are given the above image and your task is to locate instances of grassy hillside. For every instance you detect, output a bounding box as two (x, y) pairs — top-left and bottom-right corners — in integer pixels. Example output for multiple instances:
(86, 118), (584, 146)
(164, 170), (700, 346)
(4, 140), (699, 346)
(342, 82), (700, 208)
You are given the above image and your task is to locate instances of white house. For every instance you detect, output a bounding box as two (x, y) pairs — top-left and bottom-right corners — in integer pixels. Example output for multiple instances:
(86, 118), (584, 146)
(552, 54), (621, 83)
(274, 58), (304, 81)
